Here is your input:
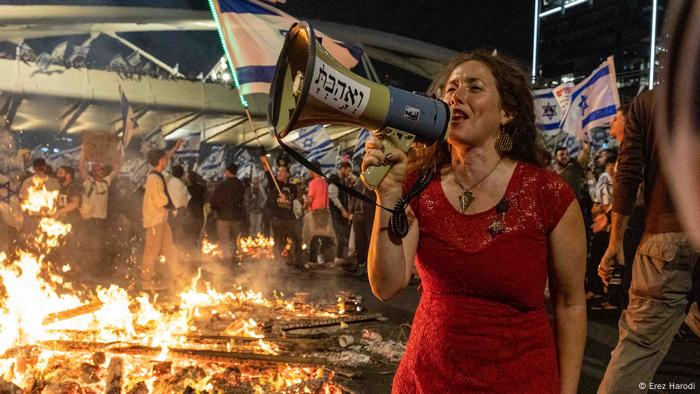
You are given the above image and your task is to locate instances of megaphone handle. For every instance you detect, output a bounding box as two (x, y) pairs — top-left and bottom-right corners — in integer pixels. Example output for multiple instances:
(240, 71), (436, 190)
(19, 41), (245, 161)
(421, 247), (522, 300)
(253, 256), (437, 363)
(361, 129), (415, 189)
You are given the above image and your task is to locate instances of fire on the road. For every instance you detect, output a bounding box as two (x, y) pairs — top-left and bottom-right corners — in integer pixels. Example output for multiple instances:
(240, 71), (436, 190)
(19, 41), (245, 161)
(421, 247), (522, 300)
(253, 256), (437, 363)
(0, 184), (342, 393)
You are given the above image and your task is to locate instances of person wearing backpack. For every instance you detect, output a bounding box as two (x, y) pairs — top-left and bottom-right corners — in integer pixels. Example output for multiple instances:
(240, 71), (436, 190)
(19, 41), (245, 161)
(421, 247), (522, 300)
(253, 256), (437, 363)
(210, 163), (246, 263)
(141, 148), (183, 292)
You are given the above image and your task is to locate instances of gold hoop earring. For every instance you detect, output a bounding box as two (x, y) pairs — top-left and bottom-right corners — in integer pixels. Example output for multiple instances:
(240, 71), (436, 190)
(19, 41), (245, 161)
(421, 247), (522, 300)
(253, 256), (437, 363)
(496, 127), (513, 153)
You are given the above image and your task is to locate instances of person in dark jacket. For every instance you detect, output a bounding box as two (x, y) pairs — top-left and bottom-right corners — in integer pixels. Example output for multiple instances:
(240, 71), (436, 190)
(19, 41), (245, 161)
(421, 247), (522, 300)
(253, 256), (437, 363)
(209, 163), (245, 262)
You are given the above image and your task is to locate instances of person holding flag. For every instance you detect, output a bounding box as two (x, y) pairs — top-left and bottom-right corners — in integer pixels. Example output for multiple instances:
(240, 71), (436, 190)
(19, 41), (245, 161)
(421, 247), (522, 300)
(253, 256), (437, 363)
(261, 158), (302, 268)
(559, 56), (620, 142)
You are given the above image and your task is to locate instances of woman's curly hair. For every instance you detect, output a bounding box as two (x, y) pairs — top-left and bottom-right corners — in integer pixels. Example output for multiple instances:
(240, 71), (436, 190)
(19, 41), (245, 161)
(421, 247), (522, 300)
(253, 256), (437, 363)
(408, 49), (546, 173)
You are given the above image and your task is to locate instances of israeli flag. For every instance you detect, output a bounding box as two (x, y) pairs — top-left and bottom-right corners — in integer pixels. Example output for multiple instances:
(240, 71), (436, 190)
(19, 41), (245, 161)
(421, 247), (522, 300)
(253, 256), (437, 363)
(119, 158), (150, 189)
(209, 0), (361, 95)
(119, 86), (139, 148)
(560, 133), (582, 158)
(533, 89), (562, 134)
(560, 56), (620, 141)
(283, 125), (337, 175)
(198, 145), (227, 181)
(352, 128), (371, 163)
(230, 147), (257, 180)
(35, 53), (54, 71)
(173, 134), (201, 161)
(140, 127), (166, 157)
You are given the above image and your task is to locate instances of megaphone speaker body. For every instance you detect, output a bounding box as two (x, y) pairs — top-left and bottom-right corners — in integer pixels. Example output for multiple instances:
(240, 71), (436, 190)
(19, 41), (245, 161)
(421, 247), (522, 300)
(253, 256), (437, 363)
(269, 22), (449, 188)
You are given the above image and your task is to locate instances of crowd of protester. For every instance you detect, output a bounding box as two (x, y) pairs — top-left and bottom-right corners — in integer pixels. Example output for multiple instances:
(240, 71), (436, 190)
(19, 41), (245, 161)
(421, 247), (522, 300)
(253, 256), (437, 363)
(0, 122), (687, 301)
(0, 145), (377, 292)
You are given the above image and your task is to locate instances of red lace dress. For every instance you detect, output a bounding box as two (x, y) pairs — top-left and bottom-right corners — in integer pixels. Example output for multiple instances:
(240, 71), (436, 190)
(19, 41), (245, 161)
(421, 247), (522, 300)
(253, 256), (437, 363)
(393, 162), (575, 394)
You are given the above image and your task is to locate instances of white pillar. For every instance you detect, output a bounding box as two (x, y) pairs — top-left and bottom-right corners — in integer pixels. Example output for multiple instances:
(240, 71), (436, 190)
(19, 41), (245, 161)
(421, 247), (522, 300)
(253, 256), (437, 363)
(532, 0), (541, 83)
(649, 0), (658, 89)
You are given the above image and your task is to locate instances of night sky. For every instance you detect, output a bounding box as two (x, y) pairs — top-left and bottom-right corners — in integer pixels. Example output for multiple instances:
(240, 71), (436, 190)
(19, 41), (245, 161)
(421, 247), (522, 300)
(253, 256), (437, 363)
(276, 0), (535, 63)
(3, 0), (535, 64)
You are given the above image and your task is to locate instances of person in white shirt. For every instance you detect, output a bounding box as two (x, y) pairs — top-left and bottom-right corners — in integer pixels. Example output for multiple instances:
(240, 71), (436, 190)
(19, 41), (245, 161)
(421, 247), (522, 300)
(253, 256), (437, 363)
(586, 149), (617, 208)
(78, 153), (122, 277)
(166, 164), (191, 246)
(167, 165), (191, 210)
(80, 159), (121, 220)
(586, 149), (618, 307)
(141, 149), (184, 292)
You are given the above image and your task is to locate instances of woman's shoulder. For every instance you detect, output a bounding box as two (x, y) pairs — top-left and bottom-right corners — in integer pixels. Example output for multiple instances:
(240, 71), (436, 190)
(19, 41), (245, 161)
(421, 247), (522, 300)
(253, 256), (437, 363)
(518, 161), (565, 183)
(514, 161), (574, 199)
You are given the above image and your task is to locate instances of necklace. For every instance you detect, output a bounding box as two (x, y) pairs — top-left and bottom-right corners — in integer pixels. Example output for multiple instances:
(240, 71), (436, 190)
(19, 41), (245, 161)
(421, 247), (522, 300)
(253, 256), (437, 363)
(452, 158), (503, 213)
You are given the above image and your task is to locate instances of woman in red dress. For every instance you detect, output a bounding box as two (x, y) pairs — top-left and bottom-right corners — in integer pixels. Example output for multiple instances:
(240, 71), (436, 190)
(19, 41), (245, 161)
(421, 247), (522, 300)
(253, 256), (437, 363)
(363, 50), (587, 393)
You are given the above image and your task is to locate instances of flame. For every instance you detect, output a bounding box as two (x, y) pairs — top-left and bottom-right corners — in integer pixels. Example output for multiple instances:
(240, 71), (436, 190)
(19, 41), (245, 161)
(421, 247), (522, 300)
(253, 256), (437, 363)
(201, 236), (222, 257)
(19, 180), (58, 216)
(0, 251), (84, 354)
(257, 339), (280, 355)
(0, 186), (344, 391)
(238, 233), (275, 260)
(35, 217), (71, 249)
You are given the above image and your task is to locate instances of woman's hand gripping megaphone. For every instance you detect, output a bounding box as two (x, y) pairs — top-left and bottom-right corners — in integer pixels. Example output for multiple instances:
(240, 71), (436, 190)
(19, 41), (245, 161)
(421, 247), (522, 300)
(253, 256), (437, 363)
(361, 132), (409, 200)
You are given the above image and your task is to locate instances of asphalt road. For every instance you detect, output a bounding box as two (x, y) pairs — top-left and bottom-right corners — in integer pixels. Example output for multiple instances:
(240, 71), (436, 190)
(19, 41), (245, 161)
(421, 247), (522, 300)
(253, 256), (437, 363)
(62, 251), (700, 393)
(213, 260), (700, 394)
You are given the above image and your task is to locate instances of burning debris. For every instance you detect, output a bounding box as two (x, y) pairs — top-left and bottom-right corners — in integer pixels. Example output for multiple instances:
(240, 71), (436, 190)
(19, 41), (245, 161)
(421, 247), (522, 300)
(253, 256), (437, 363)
(0, 184), (405, 393)
(200, 237), (221, 259)
(201, 234), (276, 262)
(238, 234), (275, 261)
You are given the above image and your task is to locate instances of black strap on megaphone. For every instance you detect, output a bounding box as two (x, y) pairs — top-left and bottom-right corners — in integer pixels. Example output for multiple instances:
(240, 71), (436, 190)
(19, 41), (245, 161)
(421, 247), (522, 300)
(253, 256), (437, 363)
(272, 131), (441, 238)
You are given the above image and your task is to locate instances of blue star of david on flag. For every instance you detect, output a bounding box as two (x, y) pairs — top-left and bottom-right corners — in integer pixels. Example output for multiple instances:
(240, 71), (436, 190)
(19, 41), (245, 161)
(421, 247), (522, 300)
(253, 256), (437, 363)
(542, 102), (557, 121)
(578, 95), (589, 116)
(560, 56), (620, 140)
(303, 137), (314, 149)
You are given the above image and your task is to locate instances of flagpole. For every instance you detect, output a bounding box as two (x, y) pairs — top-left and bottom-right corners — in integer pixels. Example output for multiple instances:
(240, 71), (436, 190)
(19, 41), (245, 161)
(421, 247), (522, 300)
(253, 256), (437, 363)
(243, 108), (265, 149)
(260, 155), (283, 198)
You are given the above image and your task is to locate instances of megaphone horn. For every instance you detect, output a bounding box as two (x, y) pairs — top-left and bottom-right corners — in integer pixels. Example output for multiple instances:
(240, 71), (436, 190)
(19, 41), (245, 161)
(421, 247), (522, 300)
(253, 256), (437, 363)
(268, 22), (450, 188)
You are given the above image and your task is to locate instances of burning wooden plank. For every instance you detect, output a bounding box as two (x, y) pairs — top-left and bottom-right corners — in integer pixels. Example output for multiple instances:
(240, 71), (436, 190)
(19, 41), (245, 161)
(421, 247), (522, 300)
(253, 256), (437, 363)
(42, 301), (104, 325)
(185, 333), (331, 350)
(106, 356), (123, 394)
(33, 340), (328, 366)
(279, 313), (384, 331)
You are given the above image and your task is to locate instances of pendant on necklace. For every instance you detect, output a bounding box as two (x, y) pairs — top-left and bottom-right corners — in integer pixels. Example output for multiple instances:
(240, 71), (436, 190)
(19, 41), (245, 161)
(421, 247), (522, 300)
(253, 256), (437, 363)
(459, 190), (475, 213)
(488, 220), (504, 236)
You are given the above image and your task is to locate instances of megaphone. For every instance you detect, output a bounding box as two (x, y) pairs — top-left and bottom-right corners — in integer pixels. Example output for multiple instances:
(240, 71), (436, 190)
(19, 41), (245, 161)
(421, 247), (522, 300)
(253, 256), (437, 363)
(268, 22), (449, 188)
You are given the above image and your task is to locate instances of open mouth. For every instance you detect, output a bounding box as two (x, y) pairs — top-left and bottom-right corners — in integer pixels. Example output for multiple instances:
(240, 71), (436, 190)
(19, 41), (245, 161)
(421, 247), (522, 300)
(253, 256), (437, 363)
(451, 108), (469, 122)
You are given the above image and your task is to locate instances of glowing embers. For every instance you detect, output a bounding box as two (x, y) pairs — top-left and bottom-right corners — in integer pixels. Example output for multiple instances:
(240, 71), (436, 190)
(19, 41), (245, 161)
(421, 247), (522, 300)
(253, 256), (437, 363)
(202, 234), (277, 261)
(201, 237), (221, 258)
(238, 234), (275, 260)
